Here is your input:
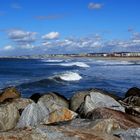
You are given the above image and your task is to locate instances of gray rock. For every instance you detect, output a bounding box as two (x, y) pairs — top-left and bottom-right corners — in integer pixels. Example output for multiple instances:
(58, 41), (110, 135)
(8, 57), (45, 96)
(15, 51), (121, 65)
(17, 92), (69, 128)
(78, 91), (124, 116)
(70, 89), (90, 112)
(39, 92), (69, 112)
(17, 101), (49, 128)
(70, 88), (121, 112)
(0, 103), (20, 131)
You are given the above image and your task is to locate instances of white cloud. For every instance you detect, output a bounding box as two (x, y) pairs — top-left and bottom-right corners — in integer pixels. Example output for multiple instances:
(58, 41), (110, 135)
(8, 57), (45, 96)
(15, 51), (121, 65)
(3, 45), (14, 51)
(2, 29), (140, 55)
(7, 29), (37, 45)
(42, 32), (60, 40)
(88, 2), (103, 10)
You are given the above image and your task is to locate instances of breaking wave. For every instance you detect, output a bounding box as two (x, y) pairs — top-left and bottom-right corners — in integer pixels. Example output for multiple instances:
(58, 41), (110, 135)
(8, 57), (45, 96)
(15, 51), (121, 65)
(59, 62), (90, 68)
(41, 59), (64, 63)
(51, 72), (82, 81)
(96, 60), (135, 66)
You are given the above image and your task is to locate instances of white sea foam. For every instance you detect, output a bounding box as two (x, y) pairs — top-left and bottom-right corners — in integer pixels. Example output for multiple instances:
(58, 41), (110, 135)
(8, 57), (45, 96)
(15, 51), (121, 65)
(41, 59), (63, 62)
(60, 62), (90, 68)
(52, 72), (82, 81)
(96, 60), (134, 65)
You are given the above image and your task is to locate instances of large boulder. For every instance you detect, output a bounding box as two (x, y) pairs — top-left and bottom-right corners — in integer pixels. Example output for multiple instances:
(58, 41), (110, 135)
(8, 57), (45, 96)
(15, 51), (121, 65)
(17, 92), (69, 128)
(43, 108), (78, 124)
(0, 87), (20, 103)
(125, 87), (140, 98)
(77, 91), (124, 117)
(86, 107), (140, 129)
(70, 88), (121, 112)
(38, 92), (69, 111)
(0, 103), (20, 131)
(17, 101), (49, 128)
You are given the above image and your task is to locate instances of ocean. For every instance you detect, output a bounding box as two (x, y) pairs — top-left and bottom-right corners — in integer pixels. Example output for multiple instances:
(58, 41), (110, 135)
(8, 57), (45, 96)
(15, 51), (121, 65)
(0, 57), (140, 98)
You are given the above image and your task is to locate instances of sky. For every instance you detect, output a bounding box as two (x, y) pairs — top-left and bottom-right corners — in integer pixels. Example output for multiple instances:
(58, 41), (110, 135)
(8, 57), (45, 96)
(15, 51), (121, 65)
(0, 0), (140, 56)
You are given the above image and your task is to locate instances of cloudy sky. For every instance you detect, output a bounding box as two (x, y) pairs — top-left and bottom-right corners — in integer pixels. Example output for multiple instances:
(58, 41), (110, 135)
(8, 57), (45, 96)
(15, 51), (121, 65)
(0, 0), (140, 56)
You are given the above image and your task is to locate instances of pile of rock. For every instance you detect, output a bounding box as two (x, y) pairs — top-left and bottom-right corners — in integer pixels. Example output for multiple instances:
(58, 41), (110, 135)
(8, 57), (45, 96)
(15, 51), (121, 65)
(0, 86), (140, 140)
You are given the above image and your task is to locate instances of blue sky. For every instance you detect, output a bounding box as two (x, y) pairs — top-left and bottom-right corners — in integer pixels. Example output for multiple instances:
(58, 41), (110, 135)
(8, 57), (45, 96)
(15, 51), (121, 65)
(0, 0), (140, 55)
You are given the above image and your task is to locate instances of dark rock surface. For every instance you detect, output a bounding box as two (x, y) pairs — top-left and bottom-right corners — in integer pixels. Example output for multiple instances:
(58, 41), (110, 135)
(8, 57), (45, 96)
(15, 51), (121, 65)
(30, 93), (42, 103)
(125, 87), (140, 98)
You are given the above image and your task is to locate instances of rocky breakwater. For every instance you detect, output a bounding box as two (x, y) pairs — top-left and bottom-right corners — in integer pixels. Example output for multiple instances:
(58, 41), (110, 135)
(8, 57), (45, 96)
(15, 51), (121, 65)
(0, 87), (140, 139)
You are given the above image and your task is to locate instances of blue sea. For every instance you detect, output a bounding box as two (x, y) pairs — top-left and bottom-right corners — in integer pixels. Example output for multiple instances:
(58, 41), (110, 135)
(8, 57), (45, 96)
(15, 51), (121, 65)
(0, 57), (140, 98)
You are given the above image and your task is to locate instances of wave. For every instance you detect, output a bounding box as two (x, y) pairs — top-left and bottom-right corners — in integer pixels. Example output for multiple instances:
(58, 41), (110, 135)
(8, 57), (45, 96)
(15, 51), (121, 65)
(18, 71), (82, 89)
(17, 78), (58, 89)
(51, 72), (82, 81)
(95, 60), (134, 66)
(59, 62), (90, 68)
(41, 59), (64, 63)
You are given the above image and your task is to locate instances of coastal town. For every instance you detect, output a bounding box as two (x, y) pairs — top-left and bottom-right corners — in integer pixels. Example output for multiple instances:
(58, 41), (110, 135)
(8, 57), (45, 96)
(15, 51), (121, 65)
(0, 52), (140, 59)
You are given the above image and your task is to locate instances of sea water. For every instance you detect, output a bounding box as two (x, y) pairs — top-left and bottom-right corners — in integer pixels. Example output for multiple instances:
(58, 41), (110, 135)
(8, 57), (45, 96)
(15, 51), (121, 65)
(0, 58), (140, 98)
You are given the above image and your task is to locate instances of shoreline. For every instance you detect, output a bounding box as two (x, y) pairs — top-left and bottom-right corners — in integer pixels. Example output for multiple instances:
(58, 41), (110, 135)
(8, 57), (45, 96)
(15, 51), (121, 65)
(0, 56), (140, 61)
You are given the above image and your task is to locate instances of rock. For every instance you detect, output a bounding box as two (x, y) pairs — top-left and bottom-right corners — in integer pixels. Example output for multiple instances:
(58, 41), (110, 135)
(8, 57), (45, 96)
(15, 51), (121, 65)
(123, 96), (140, 106)
(90, 119), (121, 134)
(70, 88), (121, 112)
(115, 128), (140, 140)
(63, 118), (121, 134)
(17, 101), (49, 128)
(86, 107), (140, 129)
(0, 87), (20, 103)
(0, 103), (20, 131)
(11, 98), (33, 110)
(0, 124), (120, 140)
(70, 89), (90, 112)
(119, 96), (140, 117)
(43, 108), (78, 124)
(77, 91), (124, 117)
(30, 93), (42, 103)
(17, 92), (69, 128)
(125, 87), (140, 98)
(38, 92), (69, 111)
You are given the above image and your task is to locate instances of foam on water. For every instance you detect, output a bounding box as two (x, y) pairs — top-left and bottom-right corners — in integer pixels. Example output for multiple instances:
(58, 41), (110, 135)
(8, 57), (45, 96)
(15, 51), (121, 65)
(41, 59), (64, 62)
(60, 62), (90, 68)
(52, 72), (82, 81)
(96, 60), (134, 65)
